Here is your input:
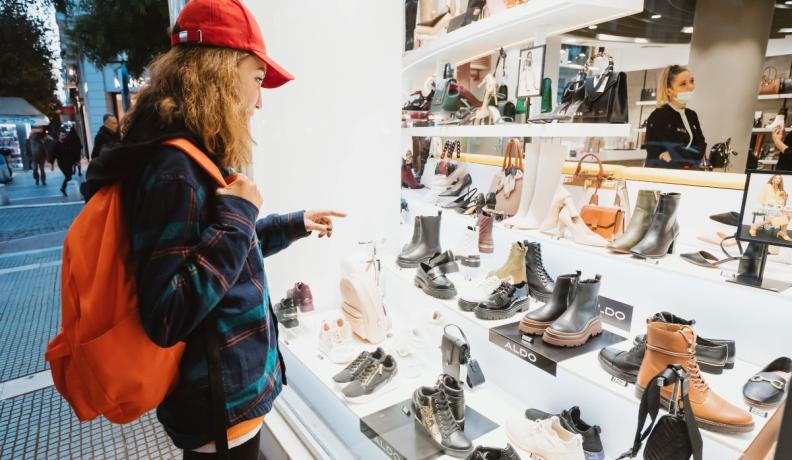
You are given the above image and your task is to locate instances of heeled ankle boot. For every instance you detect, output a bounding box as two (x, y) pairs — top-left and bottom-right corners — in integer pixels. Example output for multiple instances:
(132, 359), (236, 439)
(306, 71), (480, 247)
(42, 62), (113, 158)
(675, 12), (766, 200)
(542, 275), (603, 347)
(630, 193), (681, 259)
(398, 213), (441, 268)
(520, 271), (579, 335)
(405, 0), (418, 51)
(402, 163), (425, 189)
(478, 211), (494, 254)
(608, 190), (659, 253)
(523, 241), (554, 301)
(488, 241), (527, 285)
(637, 320), (754, 433)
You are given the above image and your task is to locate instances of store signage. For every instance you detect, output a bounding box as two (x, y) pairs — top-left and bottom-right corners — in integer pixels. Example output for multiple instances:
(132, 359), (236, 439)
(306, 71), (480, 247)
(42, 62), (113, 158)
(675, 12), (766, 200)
(598, 296), (633, 332)
(370, 434), (407, 460)
(749, 406), (769, 419)
(611, 376), (629, 387)
(488, 329), (557, 376)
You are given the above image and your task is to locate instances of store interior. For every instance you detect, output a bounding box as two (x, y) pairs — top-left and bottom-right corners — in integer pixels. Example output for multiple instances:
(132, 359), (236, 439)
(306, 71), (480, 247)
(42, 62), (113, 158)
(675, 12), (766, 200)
(248, 1), (792, 459)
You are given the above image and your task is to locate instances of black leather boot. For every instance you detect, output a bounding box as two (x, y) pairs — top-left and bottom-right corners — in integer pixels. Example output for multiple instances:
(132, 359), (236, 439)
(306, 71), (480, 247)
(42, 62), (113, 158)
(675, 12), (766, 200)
(651, 311), (734, 372)
(543, 275), (603, 347)
(398, 213), (442, 268)
(402, 216), (422, 253)
(519, 271), (579, 335)
(405, 0), (418, 51)
(598, 335), (645, 383)
(630, 192), (681, 259)
(523, 241), (554, 302)
(437, 374), (465, 429)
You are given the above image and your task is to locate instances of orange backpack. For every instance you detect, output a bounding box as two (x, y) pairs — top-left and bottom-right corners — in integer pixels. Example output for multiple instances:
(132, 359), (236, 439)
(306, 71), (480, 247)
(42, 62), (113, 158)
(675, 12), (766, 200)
(45, 138), (227, 423)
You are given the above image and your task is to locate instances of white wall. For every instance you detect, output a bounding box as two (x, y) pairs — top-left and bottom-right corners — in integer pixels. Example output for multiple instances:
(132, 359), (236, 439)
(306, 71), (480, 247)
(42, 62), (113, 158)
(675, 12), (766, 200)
(247, 1), (402, 306)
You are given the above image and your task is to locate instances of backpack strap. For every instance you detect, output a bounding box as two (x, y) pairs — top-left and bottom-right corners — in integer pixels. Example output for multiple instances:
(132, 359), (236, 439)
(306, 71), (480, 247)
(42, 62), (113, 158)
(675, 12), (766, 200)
(204, 315), (230, 460)
(162, 138), (227, 187)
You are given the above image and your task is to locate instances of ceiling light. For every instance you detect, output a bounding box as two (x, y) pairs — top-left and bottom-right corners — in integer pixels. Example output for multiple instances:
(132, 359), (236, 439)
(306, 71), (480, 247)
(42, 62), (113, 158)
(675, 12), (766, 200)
(651, 14), (662, 19)
(578, 53), (586, 57)
(780, 28), (792, 33)
(786, 1), (792, 4)
(681, 26), (694, 34)
(588, 25), (598, 30)
(596, 33), (634, 42)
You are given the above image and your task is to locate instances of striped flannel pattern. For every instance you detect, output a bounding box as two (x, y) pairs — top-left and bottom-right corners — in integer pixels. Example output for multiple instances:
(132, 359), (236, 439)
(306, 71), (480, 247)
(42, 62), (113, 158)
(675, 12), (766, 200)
(122, 146), (308, 449)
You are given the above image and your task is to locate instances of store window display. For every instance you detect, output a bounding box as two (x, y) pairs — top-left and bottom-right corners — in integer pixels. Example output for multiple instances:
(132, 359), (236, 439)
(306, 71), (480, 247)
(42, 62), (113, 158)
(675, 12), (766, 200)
(644, 65), (706, 170)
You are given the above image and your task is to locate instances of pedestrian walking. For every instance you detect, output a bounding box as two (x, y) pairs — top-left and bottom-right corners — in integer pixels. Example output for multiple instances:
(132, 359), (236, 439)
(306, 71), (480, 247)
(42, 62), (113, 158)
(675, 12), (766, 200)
(26, 130), (47, 185)
(90, 114), (120, 160)
(52, 128), (81, 196)
(68, 1), (345, 458)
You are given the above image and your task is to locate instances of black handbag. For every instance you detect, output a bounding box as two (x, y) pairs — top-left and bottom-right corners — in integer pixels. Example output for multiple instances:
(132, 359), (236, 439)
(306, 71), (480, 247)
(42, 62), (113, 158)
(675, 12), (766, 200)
(441, 325), (485, 388)
(576, 55), (628, 123)
(640, 88), (657, 101)
(617, 365), (703, 460)
(432, 64), (461, 113)
(782, 62), (792, 94)
(498, 101), (516, 122)
(494, 48), (508, 103)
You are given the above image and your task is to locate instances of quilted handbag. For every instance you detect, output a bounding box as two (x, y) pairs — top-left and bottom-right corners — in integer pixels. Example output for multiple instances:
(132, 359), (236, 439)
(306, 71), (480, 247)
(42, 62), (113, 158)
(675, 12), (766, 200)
(340, 273), (391, 344)
(617, 365), (703, 460)
(760, 66), (781, 95)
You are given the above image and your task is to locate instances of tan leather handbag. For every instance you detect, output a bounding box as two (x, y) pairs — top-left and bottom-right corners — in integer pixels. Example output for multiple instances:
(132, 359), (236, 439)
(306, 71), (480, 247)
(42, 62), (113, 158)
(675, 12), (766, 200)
(566, 153), (628, 240)
(488, 138), (524, 216)
(760, 66), (781, 95)
(580, 189), (624, 241)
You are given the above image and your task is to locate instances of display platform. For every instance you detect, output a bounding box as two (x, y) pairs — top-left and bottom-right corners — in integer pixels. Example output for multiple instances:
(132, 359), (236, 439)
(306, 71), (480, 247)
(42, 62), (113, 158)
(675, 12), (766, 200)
(489, 321), (626, 376)
(360, 400), (498, 460)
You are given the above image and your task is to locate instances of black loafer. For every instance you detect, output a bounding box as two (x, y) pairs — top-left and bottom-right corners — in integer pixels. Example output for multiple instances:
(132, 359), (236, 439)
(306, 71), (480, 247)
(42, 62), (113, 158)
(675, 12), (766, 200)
(743, 357), (791, 409)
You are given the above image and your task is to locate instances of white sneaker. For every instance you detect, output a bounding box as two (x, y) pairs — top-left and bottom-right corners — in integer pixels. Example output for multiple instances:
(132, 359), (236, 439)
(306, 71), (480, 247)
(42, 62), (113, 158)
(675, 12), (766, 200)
(319, 318), (356, 364)
(457, 275), (509, 312)
(451, 225), (480, 268)
(506, 416), (585, 460)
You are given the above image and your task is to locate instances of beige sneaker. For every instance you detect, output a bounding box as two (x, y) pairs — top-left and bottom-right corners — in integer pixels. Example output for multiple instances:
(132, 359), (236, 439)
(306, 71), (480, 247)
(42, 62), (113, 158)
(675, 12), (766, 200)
(506, 416), (585, 460)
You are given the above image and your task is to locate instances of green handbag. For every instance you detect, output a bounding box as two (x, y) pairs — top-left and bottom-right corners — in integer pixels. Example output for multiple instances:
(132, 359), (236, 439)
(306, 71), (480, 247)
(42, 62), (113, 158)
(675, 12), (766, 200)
(431, 64), (461, 113)
(540, 77), (552, 113)
(515, 97), (528, 114)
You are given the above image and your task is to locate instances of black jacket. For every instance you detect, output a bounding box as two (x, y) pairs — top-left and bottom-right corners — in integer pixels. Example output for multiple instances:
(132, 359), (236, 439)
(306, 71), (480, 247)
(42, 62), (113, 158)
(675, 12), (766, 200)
(778, 131), (792, 172)
(91, 125), (121, 160)
(644, 104), (706, 169)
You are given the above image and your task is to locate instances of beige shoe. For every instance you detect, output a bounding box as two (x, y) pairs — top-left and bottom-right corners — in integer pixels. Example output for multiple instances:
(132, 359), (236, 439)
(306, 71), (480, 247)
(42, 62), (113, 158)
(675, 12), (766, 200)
(539, 187), (572, 234)
(488, 241), (527, 285)
(506, 416), (585, 460)
(558, 205), (609, 247)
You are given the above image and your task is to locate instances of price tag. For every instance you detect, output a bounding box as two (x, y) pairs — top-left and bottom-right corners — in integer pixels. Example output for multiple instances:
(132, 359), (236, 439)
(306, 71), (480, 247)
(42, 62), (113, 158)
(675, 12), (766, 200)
(749, 406), (769, 418)
(611, 376), (629, 387)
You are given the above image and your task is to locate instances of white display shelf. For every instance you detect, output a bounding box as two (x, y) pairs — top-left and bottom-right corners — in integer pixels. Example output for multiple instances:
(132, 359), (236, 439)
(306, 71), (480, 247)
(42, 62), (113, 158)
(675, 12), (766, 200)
(402, 0), (642, 78)
(757, 93), (792, 100)
(751, 127), (792, 133)
(595, 148), (647, 162)
(402, 123), (632, 138)
(635, 100), (656, 106)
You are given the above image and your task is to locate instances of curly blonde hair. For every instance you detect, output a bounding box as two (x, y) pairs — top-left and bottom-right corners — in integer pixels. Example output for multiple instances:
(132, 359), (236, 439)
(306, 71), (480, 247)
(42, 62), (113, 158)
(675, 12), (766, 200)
(122, 45), (253, 168)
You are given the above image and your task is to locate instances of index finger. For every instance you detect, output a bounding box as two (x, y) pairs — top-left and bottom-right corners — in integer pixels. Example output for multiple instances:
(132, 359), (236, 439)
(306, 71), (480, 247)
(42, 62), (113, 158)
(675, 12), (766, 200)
(316, 210), (348, 218)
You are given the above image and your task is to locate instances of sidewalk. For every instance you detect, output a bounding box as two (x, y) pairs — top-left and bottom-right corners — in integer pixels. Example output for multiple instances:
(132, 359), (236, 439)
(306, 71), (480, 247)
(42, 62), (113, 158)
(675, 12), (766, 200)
(0, 169), (180, 459)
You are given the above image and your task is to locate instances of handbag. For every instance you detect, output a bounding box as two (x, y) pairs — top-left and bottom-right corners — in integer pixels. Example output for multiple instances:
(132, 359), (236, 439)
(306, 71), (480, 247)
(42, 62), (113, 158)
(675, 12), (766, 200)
(617, 365), (703, 460)
(760, 66), (781, 95)
(441, 325), (485, 388)
(782, 62), (792, 94)
(488, 139), (524, 216)
(640, 88), (657, 101)
(580, 187), (625, 241)
(530, 71), (586, 122)
(515, 97), (528, 114)
(494, 48), (509, 102)
(498, 101), (516, 122)
(575, 54), (628, 123)
(432, 64), (461, 113)
(340, 273), (391, 344)
(564, 153), (632, 227)
(540, 77), (552, 113)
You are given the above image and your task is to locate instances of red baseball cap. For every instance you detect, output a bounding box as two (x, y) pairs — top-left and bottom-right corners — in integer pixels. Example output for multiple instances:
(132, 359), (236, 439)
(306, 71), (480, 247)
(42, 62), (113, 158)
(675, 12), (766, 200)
(171, 0), (294, 89)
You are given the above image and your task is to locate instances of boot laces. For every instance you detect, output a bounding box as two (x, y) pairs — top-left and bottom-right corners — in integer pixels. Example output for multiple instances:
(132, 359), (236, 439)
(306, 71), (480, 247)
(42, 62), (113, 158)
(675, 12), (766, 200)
(534, 251), (552, 283)
(431, 392), (458, 434)
(682, 328), (709, 391)
(345, 352), (369, 373)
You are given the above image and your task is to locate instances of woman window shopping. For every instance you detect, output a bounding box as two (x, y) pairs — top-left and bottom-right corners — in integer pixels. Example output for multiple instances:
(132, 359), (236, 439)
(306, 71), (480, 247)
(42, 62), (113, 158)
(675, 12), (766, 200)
(85, 1), (345, 458)
(644, 65), (707, 170)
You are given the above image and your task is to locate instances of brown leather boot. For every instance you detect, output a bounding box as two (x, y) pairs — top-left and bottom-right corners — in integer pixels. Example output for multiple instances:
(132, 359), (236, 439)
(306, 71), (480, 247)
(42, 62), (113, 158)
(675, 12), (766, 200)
(478, 211), (494, 254)
(637, 320), (754, 433)
(488, 241), (527, 286)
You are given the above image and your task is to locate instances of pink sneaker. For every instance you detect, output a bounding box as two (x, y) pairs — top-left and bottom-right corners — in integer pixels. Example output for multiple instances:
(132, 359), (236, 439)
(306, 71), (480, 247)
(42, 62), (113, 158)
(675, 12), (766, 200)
(288, 282), (314, 312)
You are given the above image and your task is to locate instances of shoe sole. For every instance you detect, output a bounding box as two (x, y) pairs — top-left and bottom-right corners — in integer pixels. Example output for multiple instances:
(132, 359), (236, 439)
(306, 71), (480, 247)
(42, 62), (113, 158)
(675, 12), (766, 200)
(527, 288), (551, 303)
(744, 397), (783, 410)
(458, 298), (481, 312)
(397, 258), (421, 269)
(697, 359), (725, 375)
(596, 353), (638, 384)
(343, 372), (398, 404)
(479, 243), (494, 254)
(474, 297), (530, 320)
(412, 413), (471, 458)
(414, 278), (457, 300)
(541, 317), (603, 347)
(518, 318), (552, 335)
(635, 385), (755, 433)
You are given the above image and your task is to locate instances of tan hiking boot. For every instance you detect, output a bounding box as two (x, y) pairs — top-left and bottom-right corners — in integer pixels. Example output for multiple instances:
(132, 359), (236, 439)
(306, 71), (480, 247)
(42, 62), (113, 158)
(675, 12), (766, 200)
(488, 241), (527, 286)
(637, 320), (754, 433)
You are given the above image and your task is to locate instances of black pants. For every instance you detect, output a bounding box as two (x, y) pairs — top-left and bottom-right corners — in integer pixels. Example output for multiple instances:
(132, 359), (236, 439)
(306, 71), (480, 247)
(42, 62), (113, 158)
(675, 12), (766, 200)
(182, 431), (263, 460)
(32, 161), (46, 184)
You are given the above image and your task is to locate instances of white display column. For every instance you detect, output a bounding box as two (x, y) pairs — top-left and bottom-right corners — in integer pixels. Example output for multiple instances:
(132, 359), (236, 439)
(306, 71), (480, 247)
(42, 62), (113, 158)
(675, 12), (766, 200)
(687, 0), (775, 172)
(246, 1), (402, 303)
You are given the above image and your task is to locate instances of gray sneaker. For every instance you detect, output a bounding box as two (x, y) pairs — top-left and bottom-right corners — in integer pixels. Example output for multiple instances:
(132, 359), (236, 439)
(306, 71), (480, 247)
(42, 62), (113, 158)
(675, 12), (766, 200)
(332, 347), (385, 384)
(342, 355), (398, 402)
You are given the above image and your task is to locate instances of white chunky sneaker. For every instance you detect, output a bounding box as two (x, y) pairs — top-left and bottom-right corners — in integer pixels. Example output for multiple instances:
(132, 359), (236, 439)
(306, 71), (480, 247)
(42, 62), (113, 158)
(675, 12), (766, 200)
(506, 416), (585, 460)
(457, 275), (507, 312)
(451, 225), (480, 267)
(319, 318), (356, 364)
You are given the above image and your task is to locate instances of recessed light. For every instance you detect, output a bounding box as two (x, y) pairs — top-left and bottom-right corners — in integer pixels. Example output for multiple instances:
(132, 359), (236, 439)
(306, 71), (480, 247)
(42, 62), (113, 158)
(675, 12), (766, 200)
(588, 25), (598, 30)
(786, 1), (792, 4)
(681, 26), (694, 34)
(651, 14), (662, 19)
(780, 28), (792, 33)
(578, 53), (586, 57)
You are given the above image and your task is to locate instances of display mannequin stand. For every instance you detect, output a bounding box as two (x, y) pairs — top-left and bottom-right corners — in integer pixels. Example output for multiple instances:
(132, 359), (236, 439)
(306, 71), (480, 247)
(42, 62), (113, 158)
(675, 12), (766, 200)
(727, 242), (792, 292)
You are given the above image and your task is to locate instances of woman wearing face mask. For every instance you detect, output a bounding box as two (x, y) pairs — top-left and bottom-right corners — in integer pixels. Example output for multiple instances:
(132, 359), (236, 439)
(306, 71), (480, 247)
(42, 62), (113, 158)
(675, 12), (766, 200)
(644, 65), (707, 169)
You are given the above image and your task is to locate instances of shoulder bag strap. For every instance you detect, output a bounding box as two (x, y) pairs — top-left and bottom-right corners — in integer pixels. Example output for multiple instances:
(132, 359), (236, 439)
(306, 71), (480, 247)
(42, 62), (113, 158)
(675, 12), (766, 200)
(680, 378), (704, 460)
(574, 153), (606, 179)
(205, 315), (230, 459)
(162, 138), (227, 187)
(616, 369), (672, 459)
(501, 140), (514, 171)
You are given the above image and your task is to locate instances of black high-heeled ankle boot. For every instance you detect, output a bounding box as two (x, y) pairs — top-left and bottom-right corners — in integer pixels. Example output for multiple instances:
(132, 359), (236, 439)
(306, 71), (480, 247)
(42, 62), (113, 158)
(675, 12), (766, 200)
(630, 192), (681, 259)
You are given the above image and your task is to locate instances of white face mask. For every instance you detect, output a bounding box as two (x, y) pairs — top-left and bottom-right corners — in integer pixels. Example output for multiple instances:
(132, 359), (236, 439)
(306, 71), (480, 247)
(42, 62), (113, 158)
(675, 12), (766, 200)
(675, 90), (694, 104)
